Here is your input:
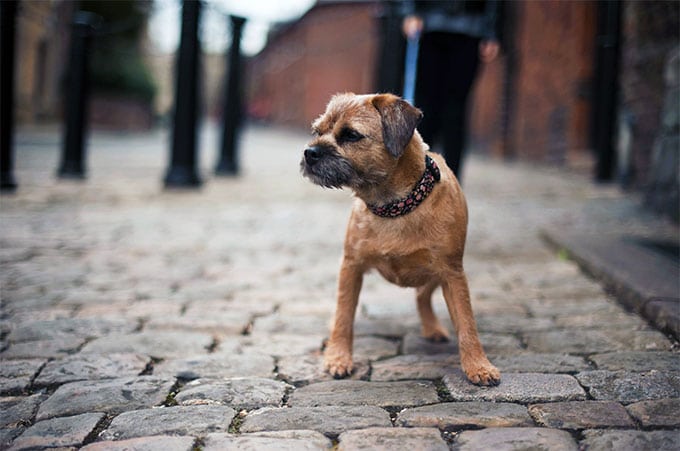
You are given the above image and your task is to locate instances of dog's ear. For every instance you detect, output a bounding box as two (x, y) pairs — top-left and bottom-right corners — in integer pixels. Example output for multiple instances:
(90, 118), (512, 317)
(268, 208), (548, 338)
(371, 94), (423, 158)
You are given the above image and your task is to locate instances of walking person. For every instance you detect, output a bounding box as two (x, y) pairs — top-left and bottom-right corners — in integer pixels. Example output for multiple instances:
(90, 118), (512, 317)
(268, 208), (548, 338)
(402, 0), (500, 180)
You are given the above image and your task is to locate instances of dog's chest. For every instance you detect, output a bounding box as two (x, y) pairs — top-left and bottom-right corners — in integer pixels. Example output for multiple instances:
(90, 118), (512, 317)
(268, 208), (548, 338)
(371, 249), (437, 287)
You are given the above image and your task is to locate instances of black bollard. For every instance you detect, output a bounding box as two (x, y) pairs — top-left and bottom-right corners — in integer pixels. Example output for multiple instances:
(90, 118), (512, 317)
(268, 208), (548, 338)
(1, 0), (19, 191)
(215, 15), (246, 176)
(59, 11), (98, 179)
(165, 0), (202, 188)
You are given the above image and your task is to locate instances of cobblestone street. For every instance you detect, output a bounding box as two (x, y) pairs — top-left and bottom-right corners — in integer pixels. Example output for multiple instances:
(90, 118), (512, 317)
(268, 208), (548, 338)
(1, 124), (678, 450)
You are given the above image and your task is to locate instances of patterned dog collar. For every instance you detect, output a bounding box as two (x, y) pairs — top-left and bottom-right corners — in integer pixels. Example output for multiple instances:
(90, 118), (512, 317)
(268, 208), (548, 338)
(368, 155), (441, 218)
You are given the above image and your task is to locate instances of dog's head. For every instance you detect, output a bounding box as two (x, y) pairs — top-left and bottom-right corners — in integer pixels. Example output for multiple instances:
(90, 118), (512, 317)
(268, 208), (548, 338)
(300, 93), (423, 190)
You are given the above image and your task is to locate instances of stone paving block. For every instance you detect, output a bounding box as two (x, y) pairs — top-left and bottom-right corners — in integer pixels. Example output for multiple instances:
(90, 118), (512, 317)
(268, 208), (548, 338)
(338, 427), (448, 451)
(1, 337), (85, 360)
(81, 435), (196, 451)
(403, 332), (523, 355)
(354, 318), (419, 338)
(238, 334), (325, 357)
(575, 370), (680, 404)
(0, 359), (45, 394)
(488, 353), (590, 373)
(443, 370), (586, 403)
(240, 406), (392, 436)
(524, 330), (622, 354)
(276, 354), (370, 386)
(9, 412), (104, 450)
(288, 380), (439, 408)
(580, 429), (678, 451)
(453, 427), (578, 450)
(0, 395), (46, 428)
(175, 377), (291, 409)
(554, 310), (648, 329)
(371, 354), (458, 381)
(606, 329), (673, 351)
(36, 376), (176, 420)
(397, 401), (533, 429)
(154, 353), (274, 380)
(100, 405), (236, 440)
(7, 318), (136, 342)
(528, 400), (635, 429)
(1, 428), (23, 449)
(81, 331), (214, 359)
(625, 398), (680, 428)
(475, 314), (555, 333)
(204, 431), (332, 450)
(146, 311), (252, 336)
(589, 351), (679, 372)
(250, 314), (330, 336)
(352, 336), (400, 361)
(524, 297), (620, 318)
(34, 353), (149, 386)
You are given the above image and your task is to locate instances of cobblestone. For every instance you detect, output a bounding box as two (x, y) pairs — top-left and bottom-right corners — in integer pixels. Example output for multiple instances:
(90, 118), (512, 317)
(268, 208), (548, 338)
(288, 380), (439, 408)
(9, 412), (104, 450)
(1, 125), (678, 449)
(153, 353), (274, 379)
(36, 376), (176, 420)
(626, 398), (680, 427)
(203, 431), (332, 450)
(575, 370), (680, 404)
(338, 427), (448, 451)
(443, 371), (587, 403)
(100, 405), (236, 440)
(174, 377), (291, 409)
(453, 427), (578, 450)
(34, 353), (149, 387)
(81, 436), (196, 451)
(528, 400), (635, 429)
(580, 429), (678, 450)
(397, 402), (533, 429)
(240, 406), (392, 435)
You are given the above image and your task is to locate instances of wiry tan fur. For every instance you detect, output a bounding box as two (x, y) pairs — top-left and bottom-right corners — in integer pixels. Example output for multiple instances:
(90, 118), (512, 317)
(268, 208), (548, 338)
(301, 93), (500, 386)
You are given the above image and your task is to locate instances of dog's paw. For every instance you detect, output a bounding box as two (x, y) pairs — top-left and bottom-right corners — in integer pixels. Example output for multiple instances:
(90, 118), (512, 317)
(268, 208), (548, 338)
(324, 348), (353, 378)
(463, 361), (501, 386)
(422, 326), (450, 343)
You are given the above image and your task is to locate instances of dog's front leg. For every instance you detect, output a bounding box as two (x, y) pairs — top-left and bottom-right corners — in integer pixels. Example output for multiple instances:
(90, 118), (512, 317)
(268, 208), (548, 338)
(324, 257), (363, 378)
(442, 271), (501, 386)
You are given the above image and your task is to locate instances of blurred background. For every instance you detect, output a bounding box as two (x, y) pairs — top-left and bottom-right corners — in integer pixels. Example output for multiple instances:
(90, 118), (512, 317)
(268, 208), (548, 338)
(6, 0), (679, 222)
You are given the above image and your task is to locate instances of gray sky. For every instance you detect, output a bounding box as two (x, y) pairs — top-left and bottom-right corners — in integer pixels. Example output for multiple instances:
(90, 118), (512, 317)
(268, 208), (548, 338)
(148, 0), (316, 55)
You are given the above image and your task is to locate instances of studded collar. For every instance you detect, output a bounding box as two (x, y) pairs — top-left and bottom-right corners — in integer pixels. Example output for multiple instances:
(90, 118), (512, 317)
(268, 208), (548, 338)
(367, 155), (441, 218)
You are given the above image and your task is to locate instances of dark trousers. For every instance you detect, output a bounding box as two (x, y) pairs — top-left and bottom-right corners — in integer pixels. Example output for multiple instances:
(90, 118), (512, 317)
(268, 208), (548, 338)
(415, 32), (480, 179)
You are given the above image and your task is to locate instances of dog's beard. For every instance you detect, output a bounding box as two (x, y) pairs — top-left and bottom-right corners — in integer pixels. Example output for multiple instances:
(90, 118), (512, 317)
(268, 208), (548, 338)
(300, 156), (358, 189)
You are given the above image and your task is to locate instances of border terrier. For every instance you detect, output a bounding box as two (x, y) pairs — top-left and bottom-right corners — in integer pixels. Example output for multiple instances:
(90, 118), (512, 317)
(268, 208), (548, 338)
(300, 93), (500, 386)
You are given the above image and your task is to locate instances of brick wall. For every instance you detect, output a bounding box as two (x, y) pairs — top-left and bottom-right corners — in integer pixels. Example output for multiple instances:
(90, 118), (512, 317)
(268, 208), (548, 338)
(246, 2), (379, 128)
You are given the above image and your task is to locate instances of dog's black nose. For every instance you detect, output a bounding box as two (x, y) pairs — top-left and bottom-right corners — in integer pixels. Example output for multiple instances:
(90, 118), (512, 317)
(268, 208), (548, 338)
(304, 146), (324, 165)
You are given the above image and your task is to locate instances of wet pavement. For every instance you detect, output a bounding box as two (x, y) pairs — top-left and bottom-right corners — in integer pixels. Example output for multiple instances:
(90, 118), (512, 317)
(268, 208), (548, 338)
(1, 123), (678, 450)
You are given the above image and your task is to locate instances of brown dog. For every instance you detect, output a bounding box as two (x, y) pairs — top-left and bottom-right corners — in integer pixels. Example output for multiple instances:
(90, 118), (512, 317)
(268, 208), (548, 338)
(300, 93), (500, 386)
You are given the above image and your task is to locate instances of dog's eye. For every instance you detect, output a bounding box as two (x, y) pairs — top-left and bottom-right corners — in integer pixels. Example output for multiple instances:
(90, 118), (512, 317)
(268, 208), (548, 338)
(338, 128), (364, 143)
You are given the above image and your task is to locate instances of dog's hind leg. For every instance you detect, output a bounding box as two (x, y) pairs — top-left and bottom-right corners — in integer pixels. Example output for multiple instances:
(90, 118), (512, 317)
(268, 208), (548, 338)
(416, 280), (449, 342)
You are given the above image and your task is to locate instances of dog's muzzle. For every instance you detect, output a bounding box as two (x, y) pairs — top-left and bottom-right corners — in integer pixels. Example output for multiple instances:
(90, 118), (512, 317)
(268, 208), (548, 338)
(300, 145), (357, 189)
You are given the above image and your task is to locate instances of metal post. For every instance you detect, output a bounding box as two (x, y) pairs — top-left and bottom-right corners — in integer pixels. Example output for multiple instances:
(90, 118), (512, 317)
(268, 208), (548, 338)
(59, 11), (98, 179)
(1, 0), (19, 191)
(165, 0), (202, 188)
(215, 15), (246, 176)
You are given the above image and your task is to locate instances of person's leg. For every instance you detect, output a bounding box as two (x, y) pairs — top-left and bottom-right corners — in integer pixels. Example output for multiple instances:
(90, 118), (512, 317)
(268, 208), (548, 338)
(414, 32), (449, 150)
(440, 34), (480, 180)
